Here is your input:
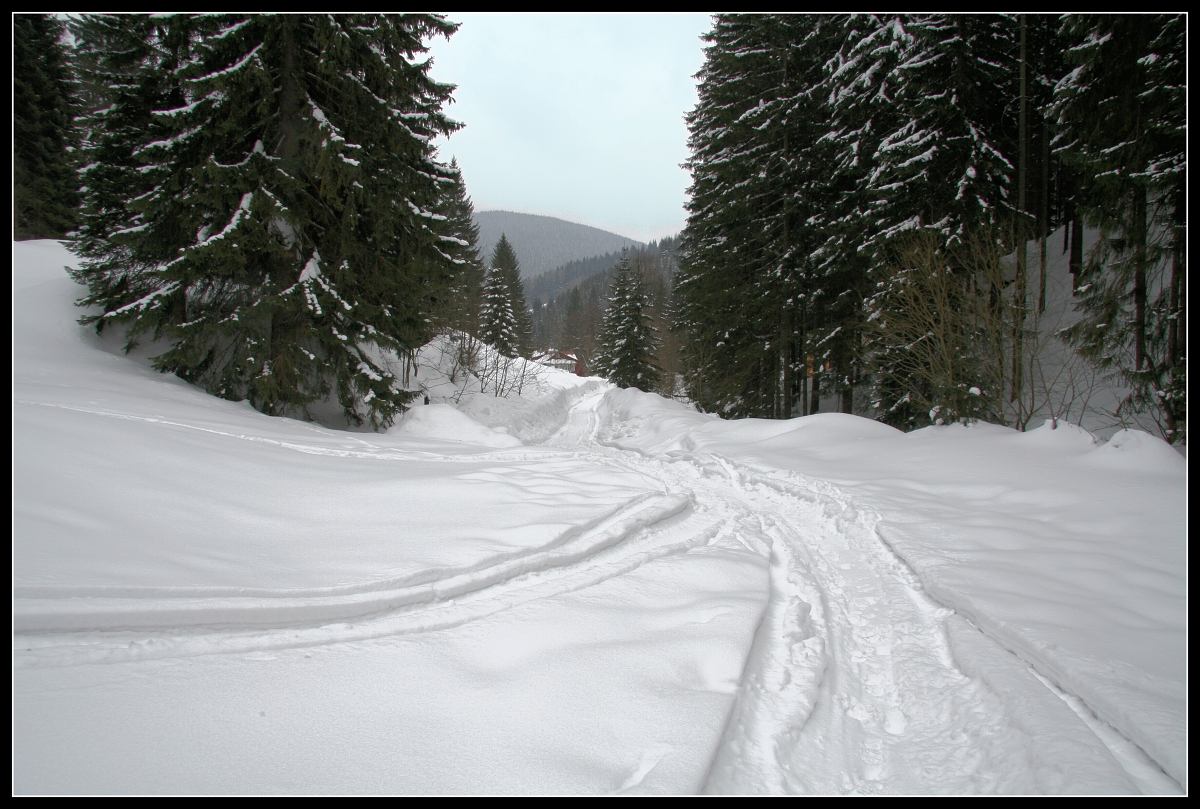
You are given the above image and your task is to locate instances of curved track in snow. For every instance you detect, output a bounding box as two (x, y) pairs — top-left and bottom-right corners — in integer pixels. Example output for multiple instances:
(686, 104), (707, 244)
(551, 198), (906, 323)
(12, 384), (1150, 793)
(544, 390), (1140, 795)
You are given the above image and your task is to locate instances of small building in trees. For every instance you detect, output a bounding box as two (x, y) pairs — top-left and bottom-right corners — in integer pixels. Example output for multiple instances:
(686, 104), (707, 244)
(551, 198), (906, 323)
(532, 349), (584, 376)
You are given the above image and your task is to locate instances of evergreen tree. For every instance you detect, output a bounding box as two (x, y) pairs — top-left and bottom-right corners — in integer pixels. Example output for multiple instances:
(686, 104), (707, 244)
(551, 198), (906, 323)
(13, 14), (80, 239)
(69, 14), (461, 429)
(594, 254), (661, 391)
(486, 234), (532, 356)
(479, 265), (520, 358)
(432, 158), (484, 336)
(1054, 14), (1186, 442)
(677, 14), (791, 416)
(679, 14), (1183, 436)
(678, 15), (843, 418)
(69, 15), (195, 323)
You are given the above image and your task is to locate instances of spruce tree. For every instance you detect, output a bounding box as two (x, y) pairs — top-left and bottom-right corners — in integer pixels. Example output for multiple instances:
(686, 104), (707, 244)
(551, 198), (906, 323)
(432, 158), (484, 336)
(69, 14), (461, 429)
(678, 14), (795, 417)
(13, 14), (80, 239)
(70, 15), (195, 323)
(594, 255), (661, 391)
(679, 14), (845, 418)
(479, 265), (519, 358)
(1054, 14), (1187, 442)
(486, 234), (532, 356)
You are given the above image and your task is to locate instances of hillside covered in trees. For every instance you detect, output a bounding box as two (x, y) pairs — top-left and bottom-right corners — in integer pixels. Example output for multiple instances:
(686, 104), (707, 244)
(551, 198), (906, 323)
(473, 210), (641, 277)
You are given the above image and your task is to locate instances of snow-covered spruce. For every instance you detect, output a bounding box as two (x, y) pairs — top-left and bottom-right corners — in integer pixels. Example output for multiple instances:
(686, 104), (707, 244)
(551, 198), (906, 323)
(593, 253), (661, 392)
(70, 14), (463, 429)
(431, 157), (486, 339)
(1052, 15), (1187, 442)
(479, 234), (531, 359)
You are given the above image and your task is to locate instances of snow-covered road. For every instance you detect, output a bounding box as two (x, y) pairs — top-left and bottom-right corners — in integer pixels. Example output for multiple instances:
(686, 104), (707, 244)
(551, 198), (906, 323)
(13, 241), (1185, 794)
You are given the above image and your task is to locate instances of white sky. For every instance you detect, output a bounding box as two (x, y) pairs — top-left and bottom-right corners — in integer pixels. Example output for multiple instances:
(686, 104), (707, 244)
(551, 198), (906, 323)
(425, 13), (713, 243)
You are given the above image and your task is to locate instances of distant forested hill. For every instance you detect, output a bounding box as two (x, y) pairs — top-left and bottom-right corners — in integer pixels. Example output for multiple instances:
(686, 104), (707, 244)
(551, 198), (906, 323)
(473, 210), (641, 278)
(525, 250), (625, 307)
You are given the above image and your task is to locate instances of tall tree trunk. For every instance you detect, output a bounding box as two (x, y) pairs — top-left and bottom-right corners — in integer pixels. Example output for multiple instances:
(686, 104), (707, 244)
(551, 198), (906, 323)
(781, 308), (792, 418)
(780, 44), (791, 419)
(1039, 117), (1049, 314)
(1168, 200), (1185, 372)
(277, 21), (302, 169)
(1165, 229), (1182, 438)
(1070, 214), (1084, 283)
(800, 360), (808, 417)
(1132, 191), (1147, 372)
(1011, 15), (1028, 423)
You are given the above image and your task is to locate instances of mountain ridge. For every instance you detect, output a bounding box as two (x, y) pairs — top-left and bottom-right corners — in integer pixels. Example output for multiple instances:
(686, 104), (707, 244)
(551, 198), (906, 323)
(473, 210), (642, 278)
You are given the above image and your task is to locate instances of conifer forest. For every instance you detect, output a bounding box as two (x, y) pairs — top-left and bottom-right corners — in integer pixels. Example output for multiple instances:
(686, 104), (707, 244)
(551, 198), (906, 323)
(12, 12), (1185, 441)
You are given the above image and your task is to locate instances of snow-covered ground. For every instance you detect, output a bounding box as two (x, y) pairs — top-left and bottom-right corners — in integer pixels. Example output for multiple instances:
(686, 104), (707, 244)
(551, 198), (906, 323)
(12, 241), (1186, 794)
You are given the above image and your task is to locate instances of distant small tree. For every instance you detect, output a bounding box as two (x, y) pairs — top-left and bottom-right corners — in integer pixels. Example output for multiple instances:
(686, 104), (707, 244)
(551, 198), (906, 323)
(487, 234), (532, 356)
(594, 254), (661, 391)
(479, 265), (520, 358)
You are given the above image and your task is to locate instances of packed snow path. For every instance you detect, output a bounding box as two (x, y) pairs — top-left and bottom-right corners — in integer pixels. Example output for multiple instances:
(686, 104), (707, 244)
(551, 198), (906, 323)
(546, 390), (1155, 794)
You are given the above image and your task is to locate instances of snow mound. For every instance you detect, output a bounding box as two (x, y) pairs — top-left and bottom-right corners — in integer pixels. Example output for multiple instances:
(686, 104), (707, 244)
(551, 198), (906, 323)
(392, 403), (522, 447)
(1091, 428), (1186, 473)
(408, 333), (605, 444)
(14, 240), (770, 794)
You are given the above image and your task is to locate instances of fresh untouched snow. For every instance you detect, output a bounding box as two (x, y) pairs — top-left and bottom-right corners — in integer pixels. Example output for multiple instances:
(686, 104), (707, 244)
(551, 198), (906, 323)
(12, 240), (1186, 794)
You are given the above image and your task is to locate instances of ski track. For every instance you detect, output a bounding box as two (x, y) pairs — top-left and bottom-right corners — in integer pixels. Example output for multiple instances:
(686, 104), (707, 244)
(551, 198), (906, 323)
(548, 390), (1136, 794)
(13, 387), (1148, 794)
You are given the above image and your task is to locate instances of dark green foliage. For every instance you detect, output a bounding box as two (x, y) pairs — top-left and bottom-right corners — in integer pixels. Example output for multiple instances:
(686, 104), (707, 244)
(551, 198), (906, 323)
(678, 15), (846, 419)
(69, 14), (462, 430)
(13, 14), (79, 239)
(680, 14), (1185, 439)
(594, 254), (661, 391)
(531, 238), (679, 386)
(433, 158), (485, 336)
(480, 264), (520, 359)
(1054, 14), (1186, 442)
(480, 234), (531, 357)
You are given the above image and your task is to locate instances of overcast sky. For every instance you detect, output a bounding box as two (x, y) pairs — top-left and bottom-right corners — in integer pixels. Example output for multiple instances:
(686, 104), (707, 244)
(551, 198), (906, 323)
(425, 13), (713, 243)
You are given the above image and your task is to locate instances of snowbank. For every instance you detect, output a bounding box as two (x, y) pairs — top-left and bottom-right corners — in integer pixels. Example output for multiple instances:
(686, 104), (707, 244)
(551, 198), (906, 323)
(392, 402), (522, 447)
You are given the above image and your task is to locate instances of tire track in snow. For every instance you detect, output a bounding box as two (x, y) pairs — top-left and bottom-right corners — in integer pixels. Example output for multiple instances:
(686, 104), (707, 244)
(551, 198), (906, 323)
(13, 493), (723, 668)
(14, 493), (684, 631)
